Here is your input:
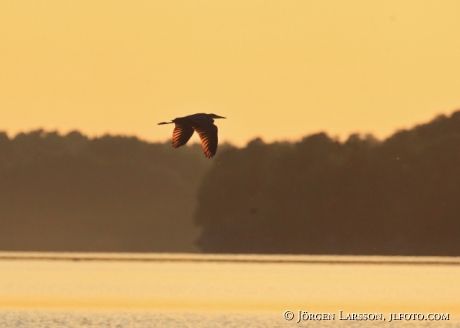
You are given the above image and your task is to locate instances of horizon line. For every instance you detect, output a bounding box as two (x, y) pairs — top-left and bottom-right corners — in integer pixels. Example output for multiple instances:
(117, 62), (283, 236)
(1, 252), (459, 266)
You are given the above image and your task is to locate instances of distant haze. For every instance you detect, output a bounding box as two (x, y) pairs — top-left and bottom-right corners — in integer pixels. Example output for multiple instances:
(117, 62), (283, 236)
(1, 1), (460, 145)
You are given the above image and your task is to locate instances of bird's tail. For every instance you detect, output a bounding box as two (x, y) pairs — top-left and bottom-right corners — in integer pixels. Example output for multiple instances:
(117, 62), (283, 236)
(158, 121), (174, 125)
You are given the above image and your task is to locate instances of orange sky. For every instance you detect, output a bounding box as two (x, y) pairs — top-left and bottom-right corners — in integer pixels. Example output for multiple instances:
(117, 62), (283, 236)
(1, 1), (460, 146)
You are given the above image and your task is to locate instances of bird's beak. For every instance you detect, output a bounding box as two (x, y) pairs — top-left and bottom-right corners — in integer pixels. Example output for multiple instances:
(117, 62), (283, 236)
(215, 115), (226, 119)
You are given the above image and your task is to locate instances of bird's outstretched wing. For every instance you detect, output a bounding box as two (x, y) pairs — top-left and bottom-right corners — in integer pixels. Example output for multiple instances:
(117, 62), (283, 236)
(172, 123), (194, 148)
(195, 124), (218, 158)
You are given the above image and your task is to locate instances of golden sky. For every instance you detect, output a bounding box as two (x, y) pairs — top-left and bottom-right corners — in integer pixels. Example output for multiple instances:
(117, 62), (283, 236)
(1, 1), (460, 146)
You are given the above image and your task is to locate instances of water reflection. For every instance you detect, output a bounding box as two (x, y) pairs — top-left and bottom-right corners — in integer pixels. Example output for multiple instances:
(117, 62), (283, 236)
(0, 253), (458, 327)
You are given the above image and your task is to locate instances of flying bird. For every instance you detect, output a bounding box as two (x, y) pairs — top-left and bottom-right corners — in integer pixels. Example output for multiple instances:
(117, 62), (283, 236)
(158, 113), (226, 158)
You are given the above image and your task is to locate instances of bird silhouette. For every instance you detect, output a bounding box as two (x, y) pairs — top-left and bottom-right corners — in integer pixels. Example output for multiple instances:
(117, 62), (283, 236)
(158, 113), (226, 158)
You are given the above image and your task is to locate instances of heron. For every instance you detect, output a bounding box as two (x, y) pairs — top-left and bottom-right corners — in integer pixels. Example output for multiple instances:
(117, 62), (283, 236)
(158, 113), (226, 158)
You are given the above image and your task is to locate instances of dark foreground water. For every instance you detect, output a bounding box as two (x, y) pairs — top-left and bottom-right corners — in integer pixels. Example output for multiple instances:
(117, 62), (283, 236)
(0, 253), (459, 327)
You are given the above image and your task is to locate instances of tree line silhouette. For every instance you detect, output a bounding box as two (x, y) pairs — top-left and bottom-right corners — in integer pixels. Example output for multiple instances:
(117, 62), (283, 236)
(0, 130), (211, 252)
(0, 111), (458, 255)
(195, 111), (460, 256)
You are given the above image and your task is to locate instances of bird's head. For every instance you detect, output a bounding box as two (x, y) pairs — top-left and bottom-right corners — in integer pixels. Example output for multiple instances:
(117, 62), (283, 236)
(208, 114), (226, 119)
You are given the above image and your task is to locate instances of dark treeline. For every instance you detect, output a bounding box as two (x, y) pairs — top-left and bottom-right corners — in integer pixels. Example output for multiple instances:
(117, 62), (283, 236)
(0, 130), (212, 252)
(1, 111), (459, 255)
(195, 111), (460, 256)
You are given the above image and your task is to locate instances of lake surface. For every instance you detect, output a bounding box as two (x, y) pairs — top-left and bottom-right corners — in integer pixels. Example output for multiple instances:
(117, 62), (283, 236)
(0, 252), (459, 327)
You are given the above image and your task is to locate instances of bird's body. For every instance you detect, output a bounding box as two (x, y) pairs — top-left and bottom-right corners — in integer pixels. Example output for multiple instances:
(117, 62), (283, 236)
(158, 113), (225, 158)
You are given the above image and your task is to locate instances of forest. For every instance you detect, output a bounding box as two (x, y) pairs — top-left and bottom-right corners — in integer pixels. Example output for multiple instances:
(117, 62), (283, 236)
(195, 110), (460, 255)
(0, 130), (211, 252)
(0, 110), (459, 255)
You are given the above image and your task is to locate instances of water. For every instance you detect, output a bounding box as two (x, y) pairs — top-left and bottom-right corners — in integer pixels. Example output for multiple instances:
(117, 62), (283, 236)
(0, 253), (459, 327)
(0, 310), (456, 327)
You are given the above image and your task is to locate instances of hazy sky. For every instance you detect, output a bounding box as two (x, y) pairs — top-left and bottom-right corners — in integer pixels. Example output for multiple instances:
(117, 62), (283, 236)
(1, 1), (460, 146)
